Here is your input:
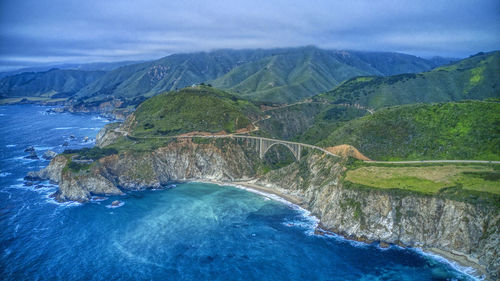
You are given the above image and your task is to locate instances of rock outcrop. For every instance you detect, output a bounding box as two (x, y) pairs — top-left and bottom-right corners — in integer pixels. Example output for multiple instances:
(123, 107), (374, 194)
(42, 150), (58, 160)
(26, 155), (68, 182)
(29, 137), (499, 279)
(53, 169), (123, 202)
(95, 123), (124, 147)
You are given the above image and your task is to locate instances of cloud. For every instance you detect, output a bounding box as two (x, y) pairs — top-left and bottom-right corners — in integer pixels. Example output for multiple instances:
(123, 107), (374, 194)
(0, 0), (499, 69)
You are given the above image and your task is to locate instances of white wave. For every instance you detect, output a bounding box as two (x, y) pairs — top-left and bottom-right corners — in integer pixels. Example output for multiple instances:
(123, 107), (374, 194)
(44, 195), (82, 207)
(77, 140), (95, 145)
(78, 127), (101, 130)
(0, 172), (12, 177)
(414, 248), (484, 281)
(34, 146), (53, 151)
(0, 190), (13, 199)
(7, 183), (28, 190)
(10, 156), (38, 162)
(91, 116), (111, 123)
(6, 144), (16, 148)
(51, 127), (78, 130)
(198, 181), (320, 235)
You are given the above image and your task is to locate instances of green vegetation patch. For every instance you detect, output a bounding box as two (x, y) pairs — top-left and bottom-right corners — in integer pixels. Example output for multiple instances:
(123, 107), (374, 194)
(63, 147), (118, 160)
(107, 136), (176, 152)
(321, 101), (500, 160)
(130, 86), (260, 137)
(315, 51), (500, 110)
(66, 161), (92, 173)
(345, 164), (500, 195)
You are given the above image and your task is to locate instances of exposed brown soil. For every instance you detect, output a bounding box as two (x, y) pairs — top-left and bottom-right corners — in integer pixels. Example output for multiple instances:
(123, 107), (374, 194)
(325, 144), (371, 161)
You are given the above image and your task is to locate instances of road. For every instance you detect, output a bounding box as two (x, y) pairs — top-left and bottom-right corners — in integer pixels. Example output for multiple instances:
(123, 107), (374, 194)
(119, 130), (500, 164)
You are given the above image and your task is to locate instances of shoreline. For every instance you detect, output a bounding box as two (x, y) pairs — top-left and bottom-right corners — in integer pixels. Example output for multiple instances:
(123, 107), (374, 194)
(198, 179), (486, 280)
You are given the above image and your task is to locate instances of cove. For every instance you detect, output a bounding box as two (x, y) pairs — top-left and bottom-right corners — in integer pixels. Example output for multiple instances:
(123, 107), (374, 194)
(0, 105), (477, 280)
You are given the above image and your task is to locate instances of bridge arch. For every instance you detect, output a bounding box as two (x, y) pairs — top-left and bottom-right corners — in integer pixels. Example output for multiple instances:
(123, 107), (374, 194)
(259, 139), (301, 161)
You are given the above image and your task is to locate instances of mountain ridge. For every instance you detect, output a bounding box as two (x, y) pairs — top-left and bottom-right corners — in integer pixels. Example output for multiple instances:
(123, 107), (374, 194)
(315, 51), (500, 110)
(70, 46), (445, 108)
(0, 68), (105, 99)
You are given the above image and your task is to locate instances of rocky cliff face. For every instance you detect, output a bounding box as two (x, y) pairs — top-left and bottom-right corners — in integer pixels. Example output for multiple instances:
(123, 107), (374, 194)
(256, 154), (499, 279)
(26, 155), (68, 183)
(34, 138), (259, 203)
(95, 123), (124, 147)
(31, 137), (499, 279)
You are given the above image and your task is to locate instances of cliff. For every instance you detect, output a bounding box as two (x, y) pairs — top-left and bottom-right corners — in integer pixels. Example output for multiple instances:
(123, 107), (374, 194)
(30, 137), (499, 279)
(256, 154), (499, 279)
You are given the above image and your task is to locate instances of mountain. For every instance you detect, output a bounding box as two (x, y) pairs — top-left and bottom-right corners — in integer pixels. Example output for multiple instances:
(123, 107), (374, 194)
(0, 60), (140, 79)
(318, 101), (500, 161)
(72, 49), (275, 105)
(316, 51), (500, 110)
(70, 47), (443, 109)
(210, 47), (442, 103)
(0, 69), (105, 99)
(426, 56), (459, 67)
(123, 85), (261, 137)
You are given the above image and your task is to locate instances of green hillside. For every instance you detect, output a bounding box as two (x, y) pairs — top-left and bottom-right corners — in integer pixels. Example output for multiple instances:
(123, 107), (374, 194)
(126, 86), (261, 137)
(70, 47), (441, 109)
(296, 105), (369, 144)
(320, 101), (500, 160)
(0, 69), (105, 98)
(211, 46), (440, 103)
(72, 49), (275, 104)
(255, 103), (368, 144)
(316, 51), (500, 110)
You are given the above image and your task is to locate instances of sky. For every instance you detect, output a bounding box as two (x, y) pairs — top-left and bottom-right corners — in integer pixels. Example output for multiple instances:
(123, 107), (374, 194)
(0, 0), (499, 71)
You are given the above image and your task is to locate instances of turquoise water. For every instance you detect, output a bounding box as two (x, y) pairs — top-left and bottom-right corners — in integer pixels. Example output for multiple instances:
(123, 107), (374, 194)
(0, 105), (476, 280)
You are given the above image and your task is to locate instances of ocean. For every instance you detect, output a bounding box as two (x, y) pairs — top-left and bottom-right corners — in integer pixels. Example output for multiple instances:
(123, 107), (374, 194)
(0, 105), (477, 280)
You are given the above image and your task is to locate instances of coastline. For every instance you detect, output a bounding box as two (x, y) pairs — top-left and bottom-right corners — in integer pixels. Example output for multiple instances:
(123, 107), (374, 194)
(199, 179), (485, 280)
(423, 248), (486, 280)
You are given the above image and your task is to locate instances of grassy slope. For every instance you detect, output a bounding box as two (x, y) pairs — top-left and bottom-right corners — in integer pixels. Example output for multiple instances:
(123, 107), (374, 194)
(0, 69), (105, 98)
(316, 51), (500, 109)
(346, 164), (499, 195)
(296, 105), (368, 144)
(255, 102), (330, 139)
(320, 101), (500, 161)
(128, 86), (261, 137)
(342, 161), (500, 207)
(212, 46), (440, 103)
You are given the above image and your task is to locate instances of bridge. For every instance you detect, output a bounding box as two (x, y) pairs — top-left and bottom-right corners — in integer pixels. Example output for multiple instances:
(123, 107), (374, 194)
(121, 131), (500, 164)
(125, 133), (340, 161)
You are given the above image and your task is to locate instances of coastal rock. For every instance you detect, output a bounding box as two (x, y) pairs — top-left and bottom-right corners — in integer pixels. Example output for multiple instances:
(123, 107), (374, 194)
(26, 155), (68, 183)
(96, 123), (124, 147)
(24, 151), (39, 159)
(62, 141), (69, 146)
(24, 146), (35, 152)
(379, 242), (390, 248)
(53, 169), (123, 203)
(31, 139), (499, 279)
(42, 150), (58, 160)
(111, 200), (121, 206)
